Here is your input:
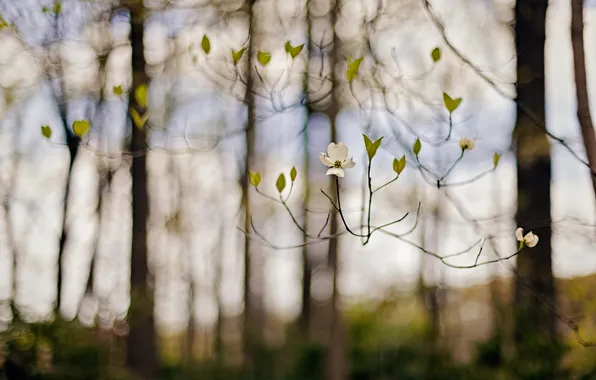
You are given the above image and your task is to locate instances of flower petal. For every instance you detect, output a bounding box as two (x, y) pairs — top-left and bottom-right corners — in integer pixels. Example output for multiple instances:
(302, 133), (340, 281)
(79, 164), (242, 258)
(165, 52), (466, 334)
(326, 167), (345, 177)
(515, 227), (524, 241)
(327, 142), (348, 162)
(342, 157), (356, 169)
(525, 232), (539, 248)
(320, 153), (334, 167)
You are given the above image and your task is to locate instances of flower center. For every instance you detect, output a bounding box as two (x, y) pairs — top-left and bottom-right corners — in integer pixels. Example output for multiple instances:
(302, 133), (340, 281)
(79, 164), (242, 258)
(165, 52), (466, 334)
(333, 160), (342, 168)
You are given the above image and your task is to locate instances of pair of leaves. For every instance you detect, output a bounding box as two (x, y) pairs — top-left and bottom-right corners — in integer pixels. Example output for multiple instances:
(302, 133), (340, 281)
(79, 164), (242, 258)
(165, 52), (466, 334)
(201, 35), (211, 54)
(130, 108), (148, 129)
(443, 92), (462, 113)
(250, 167), (297, 193)
(41, 120), (90, 139)
(258, 51), (271, 66)
(73, 120), (90, 137)
(393, 155), (406, 175)
(42, 2), (61, 13)
(113, 85), (123, 96)
(363, 134), (383, 160)
(284, 41), (304, 59)
(413, 138), (422, 156)
(431, 47), (441, 62)
(249, 171), (262, 187)
(276, 167), (297, 193)
(347, 57), (364, 83)
(232, 48), (246, 65)
(41, 125), (52, 139)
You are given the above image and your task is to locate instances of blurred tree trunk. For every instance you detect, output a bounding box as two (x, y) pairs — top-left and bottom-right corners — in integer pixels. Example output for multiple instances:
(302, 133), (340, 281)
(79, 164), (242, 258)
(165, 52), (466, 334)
(242, 0), (259, 372)
(324, 4), (347, 380)
(513, 0), (557, 377)
(126, 2), (158, 379)
(570, 0), (596, 200)
(54, 6), (77, 312)
(299, 0), (313, 339)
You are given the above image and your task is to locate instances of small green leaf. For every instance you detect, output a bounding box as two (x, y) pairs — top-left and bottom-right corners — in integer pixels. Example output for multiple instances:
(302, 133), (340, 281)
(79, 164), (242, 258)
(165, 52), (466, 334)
(113, 85), (123, 96)
(284, 41), (304, 59)
(201, 34), (211, 54)
(135, 84), (148, 109)
(493, 152), (501, 168)
(0, 16), (8, 30)
(53, 1), (61, 14)
(372, 137), (383, 156)
(72, 120), (90, 137)
(41, 125), (52, 139)
(42, 6), (49, 13)
(258, 51), (271, 66)
(249, 171), (261, 187)
(363, 134), (373, 153)
(290, 166), (297, 182)
(443, 92), (462, 113)
(393, 155), (406, 175)
(347, 57), (364, 82)
(363, 135), (383, 160)
(413, 138), (422, 156)
(431, 47), (441, 62)
(276, 173), (286, 193)
(232, 48), (246, 65)
(130, 108), (148, 129)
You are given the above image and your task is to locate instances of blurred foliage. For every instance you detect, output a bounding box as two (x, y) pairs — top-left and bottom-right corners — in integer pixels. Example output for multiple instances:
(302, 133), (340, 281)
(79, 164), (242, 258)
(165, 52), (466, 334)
(4, 277), (596, 380)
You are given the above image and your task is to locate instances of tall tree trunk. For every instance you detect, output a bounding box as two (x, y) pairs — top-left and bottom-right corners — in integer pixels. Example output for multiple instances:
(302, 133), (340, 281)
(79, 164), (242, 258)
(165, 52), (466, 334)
(570, 0), (596, 201)
(126, 3), (158, 378)
(325, 5), (346, 379)
(299, 0), (314, 339)
(242, 0), (258, 372)
(514, 0), (557, 377)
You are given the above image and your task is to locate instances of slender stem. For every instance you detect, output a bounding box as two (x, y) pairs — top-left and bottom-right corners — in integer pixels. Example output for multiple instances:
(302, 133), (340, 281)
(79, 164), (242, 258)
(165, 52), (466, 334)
(334, 177), (366, 238)
(439, 150), (464, 182)
(365, 160), (373, 244)
(372, 175), (398, 194)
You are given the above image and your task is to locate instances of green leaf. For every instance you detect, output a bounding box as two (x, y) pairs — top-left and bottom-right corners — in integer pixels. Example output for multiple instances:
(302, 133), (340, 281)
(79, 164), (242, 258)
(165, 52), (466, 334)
(363, 135), (383, 160)
(372, 137), (383, 156)
(363, 134), (373, 154)
(113, 85), (123, 96)
(42, 6), (49, 13)
(276, 173), (286, 193)
(41, 125), (52, 139)
(443, 92), (462, 113)
(135, 84), (148, 109)
(493, 152), (501, 168)
(130, 108), (148, 129)
(53, 1), (61, 14)
(232, 48), (246, 65)
(346, 57), (364, 82)
(393, 155), (406, 175)
(72, 120), (90, 137)
(290, 166), (297, 182)
(284, 41), (304, 59)
(431, 47), (441, 62)
(413, 138), (422, 156)
(201, 34), (211, 54)
(257, 51), (271, 66)
(0, 16), (8, 30)
(249, 171), (261, 187)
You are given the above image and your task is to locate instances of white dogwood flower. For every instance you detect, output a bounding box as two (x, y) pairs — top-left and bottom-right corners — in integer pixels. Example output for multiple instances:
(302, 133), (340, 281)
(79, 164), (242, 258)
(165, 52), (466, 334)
(320, 142), (356, 177)
(515, 227), (539, 248)
(459, 137), (475, 151)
